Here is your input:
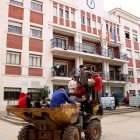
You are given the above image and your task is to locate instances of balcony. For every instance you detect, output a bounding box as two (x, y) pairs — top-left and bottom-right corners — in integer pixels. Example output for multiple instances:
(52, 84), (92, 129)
(51, 65), (128, 82)
(109, 72), (128, 82)
(51, 66), (73, 78)
(101, 72), (128, 82)
(51, 39), (128, 61)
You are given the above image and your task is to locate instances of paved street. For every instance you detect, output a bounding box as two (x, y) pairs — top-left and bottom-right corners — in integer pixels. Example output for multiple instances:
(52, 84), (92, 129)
(1, 112), (140, 140)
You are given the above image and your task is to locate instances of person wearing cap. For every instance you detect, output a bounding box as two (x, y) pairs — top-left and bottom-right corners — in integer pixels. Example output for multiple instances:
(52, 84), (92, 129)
(50, 85), (75, 108)
(68, 74), (77, 100)
(91, 72), (102, 104)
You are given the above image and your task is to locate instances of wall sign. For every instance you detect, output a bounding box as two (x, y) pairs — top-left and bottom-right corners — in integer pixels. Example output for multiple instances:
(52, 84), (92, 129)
(87, 0), (95, 9)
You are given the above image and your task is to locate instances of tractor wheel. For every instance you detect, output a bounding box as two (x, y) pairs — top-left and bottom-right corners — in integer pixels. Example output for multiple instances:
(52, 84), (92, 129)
(62, 126), (79, 140)
(85, 120), (102, 140)
(18, 124), (34, 140)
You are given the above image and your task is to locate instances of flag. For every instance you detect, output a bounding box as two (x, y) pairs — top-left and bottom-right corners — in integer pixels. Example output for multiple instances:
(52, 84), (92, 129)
(106, 32), (110, 44)
(113, 31), (117, 44)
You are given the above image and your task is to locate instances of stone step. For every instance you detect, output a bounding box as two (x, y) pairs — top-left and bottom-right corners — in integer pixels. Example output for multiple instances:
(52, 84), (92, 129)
(104, 108), (139, 113)
(0, 116), (28, 126)
(103, 107), (140, 116)
(4, 115), (25, 122)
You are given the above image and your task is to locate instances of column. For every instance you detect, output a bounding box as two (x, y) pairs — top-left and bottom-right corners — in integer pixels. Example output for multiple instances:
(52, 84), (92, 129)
(69, 7), (71, 27)
(74, 32), (82, 51)
(122, 63), (128, 74)
(75, 57), (80, 73)
(57, 4), (60, 24)
(22, 0), (30, 76)
(46, 25), (54, 96)
(63, 6), (66, 26)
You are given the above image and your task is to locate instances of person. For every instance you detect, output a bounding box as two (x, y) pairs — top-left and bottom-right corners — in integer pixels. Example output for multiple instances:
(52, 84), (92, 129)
(123, 91), (129, 106)
(77, 95), (92, 128)
(26, 93), (32, 108)
(125, 91), (129, 105)
(18, 92), (27, 108)
(34, 98), (41, 108)
(80, 95), (92, 117)
(41, 96), (50, 108)
(113, 91), (119, 109)
(50, 86), (75, 108)
(74, 82), (86, 101)
(91, 72), (102, 104)
(78, 65), (89, 94)
(68, 74), (77, 100)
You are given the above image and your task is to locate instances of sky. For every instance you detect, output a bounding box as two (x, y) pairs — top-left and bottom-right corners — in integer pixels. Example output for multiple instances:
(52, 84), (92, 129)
(103, 0), (140, 18)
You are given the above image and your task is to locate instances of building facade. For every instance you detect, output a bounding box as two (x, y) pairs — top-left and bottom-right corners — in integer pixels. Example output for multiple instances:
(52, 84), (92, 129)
(0, 0), (139, 111)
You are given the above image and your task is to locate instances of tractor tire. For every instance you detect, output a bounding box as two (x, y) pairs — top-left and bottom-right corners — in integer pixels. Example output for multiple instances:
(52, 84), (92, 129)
(18, 124), (34, 140)
(85, 120), (102, 140)
(62, 126), (79, 140)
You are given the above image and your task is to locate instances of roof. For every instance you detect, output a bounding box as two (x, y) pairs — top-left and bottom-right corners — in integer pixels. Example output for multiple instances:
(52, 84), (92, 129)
(109, 8), (140, 24)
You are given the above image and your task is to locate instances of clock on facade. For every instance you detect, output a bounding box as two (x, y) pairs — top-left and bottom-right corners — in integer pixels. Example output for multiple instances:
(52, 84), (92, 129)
(87, 0), (95, 9)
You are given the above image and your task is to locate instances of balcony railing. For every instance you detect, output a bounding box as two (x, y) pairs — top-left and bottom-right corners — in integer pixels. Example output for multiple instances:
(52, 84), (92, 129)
(51, 67), (73, 77)
(109, 72), (128, 81)
(51, 39), (128, 61)
(51, 66), (128, 82)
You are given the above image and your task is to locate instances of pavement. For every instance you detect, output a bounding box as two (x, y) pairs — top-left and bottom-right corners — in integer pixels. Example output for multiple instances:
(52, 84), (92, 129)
(1, 112), (140, 140)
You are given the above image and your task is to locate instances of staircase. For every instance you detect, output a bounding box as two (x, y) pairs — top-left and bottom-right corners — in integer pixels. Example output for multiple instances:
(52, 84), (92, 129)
(0, 113), (28, 125)
(103, 106), (140, 116)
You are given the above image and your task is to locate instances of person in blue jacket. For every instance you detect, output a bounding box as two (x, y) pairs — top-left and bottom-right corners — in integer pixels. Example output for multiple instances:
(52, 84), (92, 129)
(50, 85), (75, 108)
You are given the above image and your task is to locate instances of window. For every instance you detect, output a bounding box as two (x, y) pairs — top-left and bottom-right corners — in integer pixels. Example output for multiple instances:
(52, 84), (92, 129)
(125, 32), (130, 39)
(106, 23), (108, 31)
(108, 48), (114, 58)
(53, 6), (57, 16)
(29, 55), (42, 67)
(4, 87), (21, 100)
(128, 69), (133, 77)
(6, 51), (21, 65)
(110, 25), (112, 33)
(117, 26), (120, 35)
(129, 90), (135, 96)
(71, 12), (75, 21)
(59, 8), (63, 18)
(53, 61), (67, 77)
(31, 0), (42, 12)
(82, 42), (96, 54)
(126, 50), (132, 58)
(30, 26), (42, 38)
(92, 20), (96, 28)
(136, 70), (140, 78)
(133, 34), (138, 42)
(97, 22), (101, 30)
(87, 18), (91, 26)
(81, 16), (85, 24)
(84, 65), (95, 72)
(135, 52), (139, 59)
(10, 0), (23, 6)
(28, 88), (40, 99)
(65, 10), (69, 19)
(53, 37), (67, 49)
(8, 21), (22, 34)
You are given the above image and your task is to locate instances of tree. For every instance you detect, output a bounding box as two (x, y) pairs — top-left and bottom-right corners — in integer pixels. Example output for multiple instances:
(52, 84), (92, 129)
(38, 85), (50, 99)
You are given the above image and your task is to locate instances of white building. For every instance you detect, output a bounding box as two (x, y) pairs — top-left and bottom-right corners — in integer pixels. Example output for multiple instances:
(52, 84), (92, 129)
(0, 0), (139, 111)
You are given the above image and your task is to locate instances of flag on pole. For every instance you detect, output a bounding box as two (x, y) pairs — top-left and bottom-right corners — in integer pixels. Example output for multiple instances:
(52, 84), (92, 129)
(106, 32), (110, 44)
(113, 31), (117, 44)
